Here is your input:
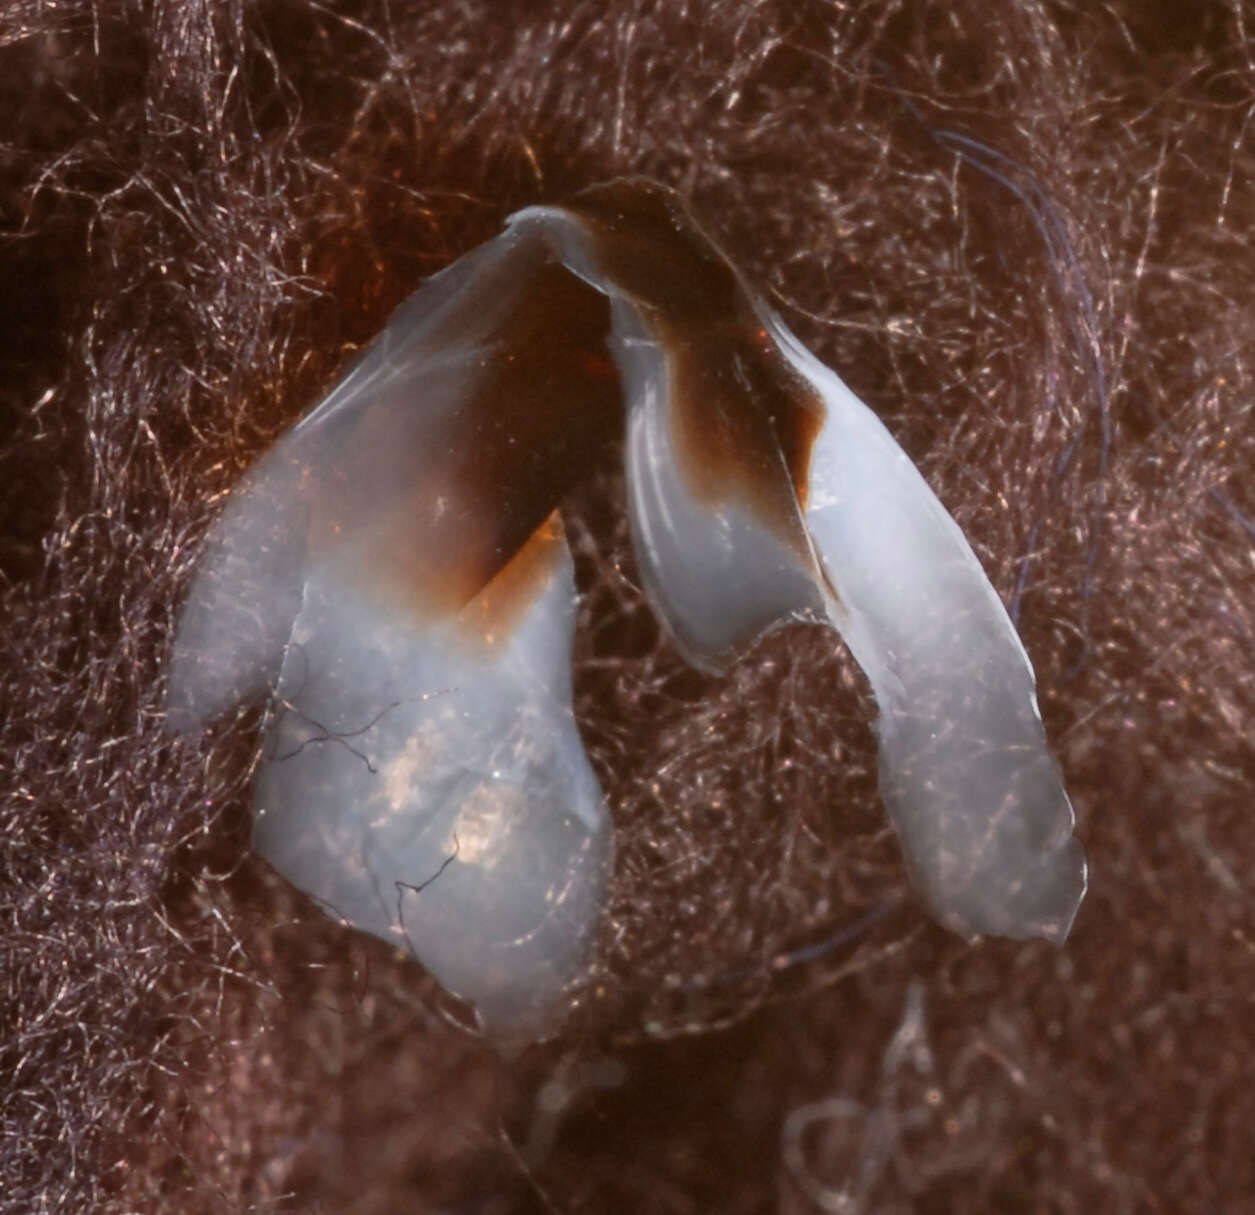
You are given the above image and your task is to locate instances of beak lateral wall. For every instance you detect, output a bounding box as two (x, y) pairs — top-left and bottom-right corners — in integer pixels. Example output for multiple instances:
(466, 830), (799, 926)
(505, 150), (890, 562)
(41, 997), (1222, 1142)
(168, 178), (1086, 1040)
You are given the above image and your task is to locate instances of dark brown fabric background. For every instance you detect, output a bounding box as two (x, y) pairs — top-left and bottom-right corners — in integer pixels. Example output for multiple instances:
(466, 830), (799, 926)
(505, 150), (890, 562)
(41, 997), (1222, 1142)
(3, 1), (1253, 1211)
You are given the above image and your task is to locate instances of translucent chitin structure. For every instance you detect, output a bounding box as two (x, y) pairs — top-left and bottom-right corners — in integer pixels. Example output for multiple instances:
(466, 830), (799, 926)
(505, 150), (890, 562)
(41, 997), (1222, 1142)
(167, 179), (1087, 1040)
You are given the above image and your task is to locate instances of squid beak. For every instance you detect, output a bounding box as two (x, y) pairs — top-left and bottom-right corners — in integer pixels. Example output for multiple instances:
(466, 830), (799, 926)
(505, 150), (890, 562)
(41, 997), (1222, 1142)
(168, 178), (1086, 1041)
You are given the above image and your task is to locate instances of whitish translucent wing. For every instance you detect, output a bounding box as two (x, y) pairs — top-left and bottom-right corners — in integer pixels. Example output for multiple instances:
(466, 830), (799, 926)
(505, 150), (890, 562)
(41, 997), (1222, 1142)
(167, 221), (621, 1039)
(770, 316), (1087, 942)
(254, 522), (611, 1041)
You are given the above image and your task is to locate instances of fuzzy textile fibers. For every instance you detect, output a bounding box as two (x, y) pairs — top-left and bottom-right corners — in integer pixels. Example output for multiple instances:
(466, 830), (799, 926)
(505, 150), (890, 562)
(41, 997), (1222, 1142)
(2, 1), (1254, 1212)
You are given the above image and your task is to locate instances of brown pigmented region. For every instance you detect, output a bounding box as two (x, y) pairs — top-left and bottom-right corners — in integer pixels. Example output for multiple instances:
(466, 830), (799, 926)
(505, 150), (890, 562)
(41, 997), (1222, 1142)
(569, 181), (826, 552)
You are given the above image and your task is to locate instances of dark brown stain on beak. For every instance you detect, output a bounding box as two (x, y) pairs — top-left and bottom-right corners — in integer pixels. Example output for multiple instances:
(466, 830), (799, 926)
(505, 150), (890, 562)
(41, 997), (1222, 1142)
(566, 179), (825, 543)
(307, 261), (624, 625)
(305, 180), (826, 644)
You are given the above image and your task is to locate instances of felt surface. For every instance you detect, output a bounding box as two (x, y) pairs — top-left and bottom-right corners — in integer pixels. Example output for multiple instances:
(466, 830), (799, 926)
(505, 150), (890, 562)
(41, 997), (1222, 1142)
(2, 1), (1253, 1211)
